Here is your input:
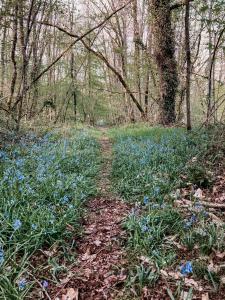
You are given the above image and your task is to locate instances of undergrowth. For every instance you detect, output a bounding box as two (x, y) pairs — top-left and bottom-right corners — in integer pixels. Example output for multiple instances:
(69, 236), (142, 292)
(0, 130), (101, 299)
(112, 126), (225, 298)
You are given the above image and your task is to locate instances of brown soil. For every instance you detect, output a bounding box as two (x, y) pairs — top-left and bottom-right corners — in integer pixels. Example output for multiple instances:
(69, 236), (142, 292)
(53, 134), (130, 300)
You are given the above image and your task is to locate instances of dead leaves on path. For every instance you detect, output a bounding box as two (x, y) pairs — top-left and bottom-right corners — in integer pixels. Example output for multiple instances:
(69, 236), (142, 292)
(61, 288), (78, 300)
(53, 197), (130, 300)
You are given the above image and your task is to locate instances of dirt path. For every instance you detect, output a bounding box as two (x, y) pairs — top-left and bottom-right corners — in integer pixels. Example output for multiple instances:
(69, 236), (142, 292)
(54, 134), (130, 299)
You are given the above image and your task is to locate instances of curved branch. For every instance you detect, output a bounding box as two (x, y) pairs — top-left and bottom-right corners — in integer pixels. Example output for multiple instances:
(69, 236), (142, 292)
(11, 0), (133, 110)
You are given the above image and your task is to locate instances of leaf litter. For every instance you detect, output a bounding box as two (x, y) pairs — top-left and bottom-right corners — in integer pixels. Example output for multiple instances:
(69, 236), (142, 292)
(51, 137), (131, 300)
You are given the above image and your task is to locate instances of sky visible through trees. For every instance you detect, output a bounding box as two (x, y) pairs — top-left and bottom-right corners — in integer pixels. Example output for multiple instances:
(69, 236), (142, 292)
(0, 1), (225, 299)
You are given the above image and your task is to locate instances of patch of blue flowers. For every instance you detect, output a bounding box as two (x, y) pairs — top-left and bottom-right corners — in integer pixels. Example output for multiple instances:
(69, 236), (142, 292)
(112, 130), (205, 200)
(0, 130), (100, 297)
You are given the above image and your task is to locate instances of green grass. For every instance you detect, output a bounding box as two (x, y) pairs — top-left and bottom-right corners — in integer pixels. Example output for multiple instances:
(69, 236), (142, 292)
(111, 126), (225, 297)
(111, 127), (212, 200)
(0, 129), (101, 298)
(108, 123), (182, 140)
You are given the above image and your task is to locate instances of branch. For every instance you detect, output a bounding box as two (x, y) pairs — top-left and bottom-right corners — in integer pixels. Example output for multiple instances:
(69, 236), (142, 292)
(35, 12), (145, 115)
(170, 0), (194, 10)
(11, 0), (132, 110)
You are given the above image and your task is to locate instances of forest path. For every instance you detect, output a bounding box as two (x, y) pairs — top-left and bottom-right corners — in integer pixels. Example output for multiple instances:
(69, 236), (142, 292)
(55, 130), (130, 299)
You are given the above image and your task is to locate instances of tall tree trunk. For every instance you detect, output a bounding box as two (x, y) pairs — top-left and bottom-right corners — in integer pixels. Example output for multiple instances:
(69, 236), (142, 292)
(0, 22), (7, 98)
(71, 52), (77, 122)
(185, 0), (191, 130)
(151, 0), (178, 125)
(206, 0), (213, 124)
(133, 0), (142, 105)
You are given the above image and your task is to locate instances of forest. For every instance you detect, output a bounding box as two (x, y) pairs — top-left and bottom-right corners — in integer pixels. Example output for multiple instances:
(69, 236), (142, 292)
(0, 0), (225, 299)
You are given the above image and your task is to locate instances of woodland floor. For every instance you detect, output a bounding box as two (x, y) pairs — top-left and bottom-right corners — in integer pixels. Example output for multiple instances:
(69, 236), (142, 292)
(52, 132), (131, 300)
(3, 125), (222, 299)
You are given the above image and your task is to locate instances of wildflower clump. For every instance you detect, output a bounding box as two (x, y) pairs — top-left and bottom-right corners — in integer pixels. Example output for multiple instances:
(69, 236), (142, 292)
(0, 130), (101, 298)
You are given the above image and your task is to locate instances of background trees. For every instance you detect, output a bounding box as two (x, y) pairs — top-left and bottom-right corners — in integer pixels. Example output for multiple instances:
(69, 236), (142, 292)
(0, 0), (225, 129)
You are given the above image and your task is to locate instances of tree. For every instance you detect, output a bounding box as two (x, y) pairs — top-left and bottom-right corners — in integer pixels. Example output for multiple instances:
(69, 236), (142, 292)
(185, 0), (191, 130)
(151, 0), (178, 125)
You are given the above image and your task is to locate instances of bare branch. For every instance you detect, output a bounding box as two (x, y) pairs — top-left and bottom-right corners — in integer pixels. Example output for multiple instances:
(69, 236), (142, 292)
(11, 0), (133, 110)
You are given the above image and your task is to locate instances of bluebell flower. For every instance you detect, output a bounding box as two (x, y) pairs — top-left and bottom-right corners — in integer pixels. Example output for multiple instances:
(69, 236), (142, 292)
(194, 202), (203, 211)
(31, 224), (37, 230)
(41, 280), (49, 288)
(141, 225), (151, 233)
(184, 214), (197, 229)
(152, 203), (160, 209)
(61, 195), (69, 204)
(184, 221), (192, 229)
(190, 214), (197, 223)
(202, 211), (209, 218)
(160, 203), (166, 209)
(15, 159), (24, 167)
(143, 196), (149, 205)
(180, 261), (193, 276)
(18, 278), (27, 290)
(0, 150), (7, 160)
(153, 186), (160, 196)
(17, 174), (25, 181)
(13, 219), (22, 230)
(0, 248), (4, 266)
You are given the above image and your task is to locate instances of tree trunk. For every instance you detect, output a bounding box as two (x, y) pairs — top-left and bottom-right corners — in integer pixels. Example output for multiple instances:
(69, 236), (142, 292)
(185, 0), (191, 130)
(151, 0), (178, 125)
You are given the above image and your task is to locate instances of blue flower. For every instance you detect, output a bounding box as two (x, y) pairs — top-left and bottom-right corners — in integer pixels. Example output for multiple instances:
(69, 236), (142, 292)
(13, 219), (22, 230)
(184, 221), (192, 229)
(143, 196), (149, 205)
(61, 195), (69, 204)
(190, 214), (197, 223)
(41, 280), (49, 288)
(194, 202), (203, 211)
(153, 186), (160, 196)
(152, 203), (160, 209)
(18, 278), (27, 290)
(141, 225), (151, 233)
(180, 261), (193, 276)
(184, 214), (197, 229)
(0, 248), (4, 266)
(0, 151), (7, 160)
(31, 224), (37, 230)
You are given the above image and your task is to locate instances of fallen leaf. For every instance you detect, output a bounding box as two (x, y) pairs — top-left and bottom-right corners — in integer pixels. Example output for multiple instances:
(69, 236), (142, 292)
(215, 251), (225, 259)
(202, 293), (209, 300)
(43, 249), (56, 257)
(81, 247), (96, 261)
(59, 272), (74, 285)
(194, 188), (203, 199)
(139, 256), (151, 264)
(207, 260), (220, 273)
(168, 271), (181, 280)
(160, 270), (169, 277)
(93, 240), (101, 247)
(184, 278), (203, 291)
(62, 288), (78, 300)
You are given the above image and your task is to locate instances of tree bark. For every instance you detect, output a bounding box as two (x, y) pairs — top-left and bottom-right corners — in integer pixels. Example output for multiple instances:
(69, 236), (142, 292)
(151, 0), (178, 125)
(185, 0), (191, 130)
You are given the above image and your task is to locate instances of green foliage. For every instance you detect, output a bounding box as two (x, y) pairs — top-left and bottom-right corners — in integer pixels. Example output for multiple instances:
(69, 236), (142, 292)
(111, 128), (210, 200)
(0, 130), (101, 298)
(112, 126), (225, 294)
(126, 264), (159, 294)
